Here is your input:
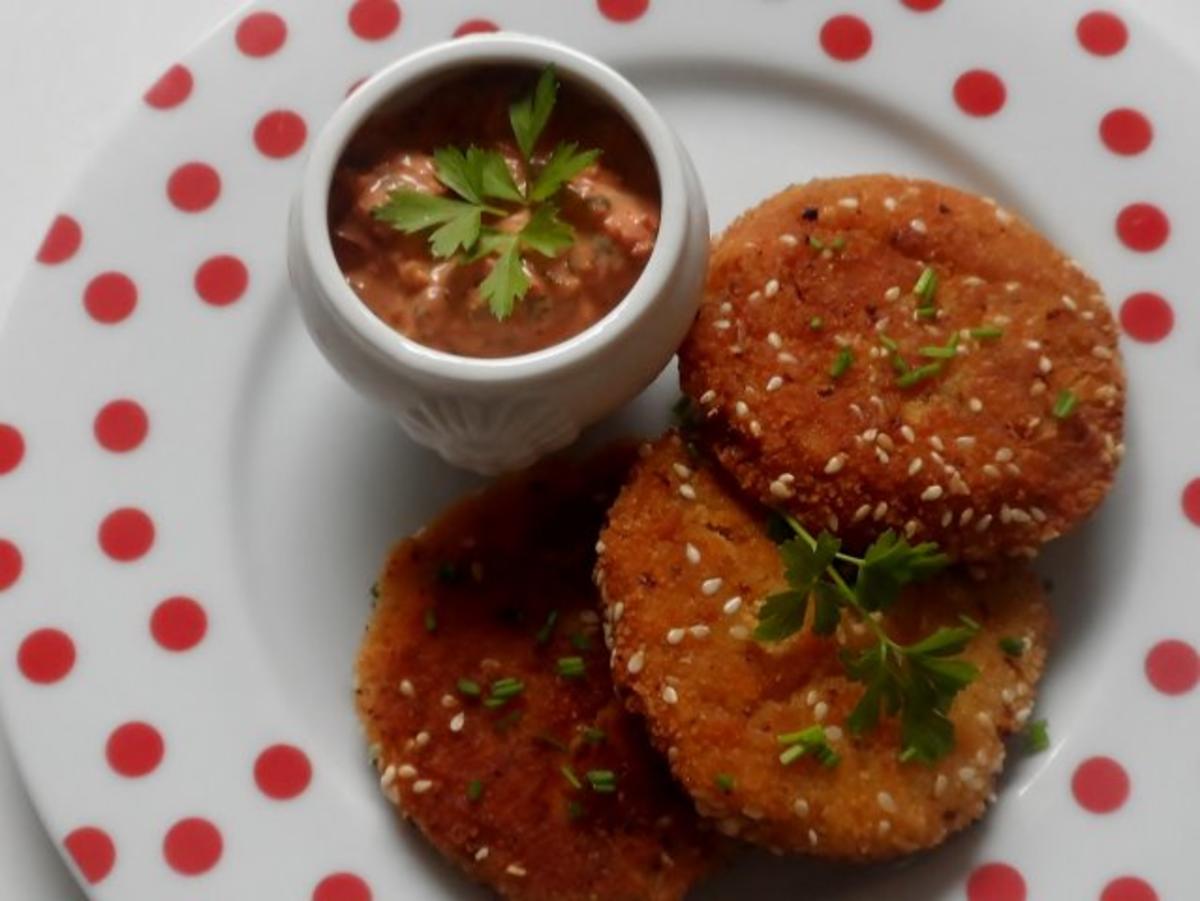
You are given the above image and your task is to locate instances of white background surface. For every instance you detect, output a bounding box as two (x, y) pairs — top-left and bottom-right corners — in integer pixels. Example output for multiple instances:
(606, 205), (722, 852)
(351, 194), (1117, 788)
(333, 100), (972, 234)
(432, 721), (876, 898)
(0, 2), (1197, 898)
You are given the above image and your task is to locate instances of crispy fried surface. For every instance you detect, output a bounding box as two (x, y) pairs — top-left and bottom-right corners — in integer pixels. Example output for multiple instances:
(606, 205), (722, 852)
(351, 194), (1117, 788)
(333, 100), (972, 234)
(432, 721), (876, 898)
(356, 446), (716, 900)
(678, 175), (1125, 561)
(596, 434), (1051, 860)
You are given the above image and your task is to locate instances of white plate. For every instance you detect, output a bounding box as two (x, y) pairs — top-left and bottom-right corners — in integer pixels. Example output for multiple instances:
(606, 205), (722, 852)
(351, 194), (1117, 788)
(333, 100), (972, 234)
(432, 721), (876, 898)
(1, 1), (1196, 898)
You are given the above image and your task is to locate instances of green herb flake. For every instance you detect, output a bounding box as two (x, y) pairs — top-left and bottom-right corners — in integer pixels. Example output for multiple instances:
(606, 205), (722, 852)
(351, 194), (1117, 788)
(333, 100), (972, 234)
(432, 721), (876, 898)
(919, 345), (958, 359)
(561, 765), (583, 790)
(466, 779), (484, 802)
(970, 325), (1004, 340)
(896, 362), (944, 388)
(581, 726), (606, 745)
(830, 347), (854, 380)
(998, 636), (1026, 657)
(570, 632), (592, 652)
(556, 656), (586, 679)
(535, 610), (559, 646)
(829, 235), (847, 251)
(809, 316), (825, 332)
(457, 678), (481, 697)
(1053, 389), (1078, 419)
(778, 725), (840, 768)
(586, 770), (617, 794)
(1025, 718), (1050, 753)
(714, 773), (735, 793)
(915, 306), (938, 320)
(913, 266), (938, 302)
(808, 235), (825, 250)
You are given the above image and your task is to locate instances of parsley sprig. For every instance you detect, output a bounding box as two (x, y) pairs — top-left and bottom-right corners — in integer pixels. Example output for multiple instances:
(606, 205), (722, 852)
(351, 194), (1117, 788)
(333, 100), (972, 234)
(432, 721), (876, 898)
(372, 66), (600, 319)
(755, 513), (981, 764)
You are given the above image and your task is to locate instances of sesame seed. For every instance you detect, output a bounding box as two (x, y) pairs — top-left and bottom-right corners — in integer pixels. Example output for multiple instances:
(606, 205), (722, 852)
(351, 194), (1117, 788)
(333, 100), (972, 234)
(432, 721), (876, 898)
(994, 448), (1014, 463)
(767, 331), (783, 349)
(884, 285), (901, 302)
(415, 731), (430, 747)
(875, 447), (891, 464)
(824, 454), (847, 475)
(940, 511), (952, 527)
(381, 765), (397, 787)
(1062, 294), (1077, 311)
(908, 458), (924, 476)
(877, 791), (898, 814)
(690, 625), (711, 639)
(869, 395), (886, 413)
(743, 805), (766, 820)
(475, 847), (490, 862)
(714, 319), (731, 330)
(877, 433), (896, 452)
(1030, 506), (1046, 523)
(506, 864), (527, 878)
(412, 779), (433, 794)
(769, 479), (794, 500)
(921, 485), (944, 501)
(957, 766), (977, 784)
(956, 436), (976, 449)
(1006, 281), (1020, 292)
(667, 628), (686, 645)
(808, 829), (820, 847)
(963, 275), (985, 287)
(828, 514), (840, 531)
(613, 602), (624, 622)
(777, 351), (798, 364)
(934, 774), (948, 798)
(995, 208), (1014, 225)
(794, 798), (810, 817)
(735, 401), (750, 418)
(814, 701), (829, 722)
(949, 475), (970, 495)
(685, 544), (701, 565)
(673, 462), (693, 479)
(701, 577), (723, 596)
(862, 428), (879, 442)
(749, 420), (763, 437)
(699, 389), (716, 404)
(853, 504), (871, 523)
(975, 514), (993, 532)
(442, 694), (458, 709)
(662, 685), (679, 704)
(904, 520), (920, 538)
(910, 218), (928, 234)
(729, 624), (750, 640)
(1038, 355), (1053, 374)
(779, 472), (795, 484)
(1093, 345), (1114, 359)
(679, 484), (697, 500)
(766, 375), (784, 392)
(627, 650), (645, 674)
(399, 679), (415, 698)
(878, 819), (892, 836)
(764, 279), (780, 297)
(883, 196), (898, 211)
(780, 233), (799, 247)
(960, 508), (975, 525)
(930, 451), (946, 467)
(748, 291), (762, 303)
(450, 712), (465, 733)
(968, 398), (983, 413)
(929, 435), (945, 452)
(723, 596), (743, 615)
(397, 764), (417, 780)
(838, 197), (860, 209)
(976, 712), (993, 728)
(825, 726), (843, 741)
(982, 464), (1001, 478)
(719, 301), (733, 314)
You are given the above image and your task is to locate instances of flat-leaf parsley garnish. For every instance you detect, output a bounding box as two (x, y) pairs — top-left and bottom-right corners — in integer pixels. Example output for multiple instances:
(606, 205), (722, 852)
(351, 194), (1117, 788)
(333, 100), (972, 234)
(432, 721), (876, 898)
(755, 512), (982, 764)
(372, 66), (601, 320)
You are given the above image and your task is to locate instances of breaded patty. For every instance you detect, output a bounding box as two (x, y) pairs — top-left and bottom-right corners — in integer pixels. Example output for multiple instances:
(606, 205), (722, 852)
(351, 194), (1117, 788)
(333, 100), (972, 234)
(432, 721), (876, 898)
(596, 434), (1051, 860)
(678, 175), (1125, 561)
(356, 446), (716, 900)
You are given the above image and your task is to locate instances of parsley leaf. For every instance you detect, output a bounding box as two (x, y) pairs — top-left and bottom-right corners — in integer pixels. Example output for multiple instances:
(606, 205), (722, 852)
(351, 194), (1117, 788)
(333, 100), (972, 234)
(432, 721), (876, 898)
(754, 532), (840, 642)
(811, 582), (842, 636)
(480, 152), (523, 202)
(479, 236), (528, 320)
(519, 205), (574, 257)
(428, 206), (482, 258)
(373, 190), (480, 235)
(434, 146), (486, 205)
(753, 590), (810, 642)
(510, 66), (558, 162)
(531, 142), (601, 202)
(856, 530), (950, 612)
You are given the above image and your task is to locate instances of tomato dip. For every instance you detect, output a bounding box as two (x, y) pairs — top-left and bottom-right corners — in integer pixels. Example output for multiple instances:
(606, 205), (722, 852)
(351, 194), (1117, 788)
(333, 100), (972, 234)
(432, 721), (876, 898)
(329, 68), (661, 358)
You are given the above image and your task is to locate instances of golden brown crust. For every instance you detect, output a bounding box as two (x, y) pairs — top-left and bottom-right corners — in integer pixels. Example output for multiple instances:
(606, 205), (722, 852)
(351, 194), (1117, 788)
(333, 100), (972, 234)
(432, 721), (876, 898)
(356, 446), (717, 900)
(678, 175), (1125, 561)
(596, 434), (1051, 860)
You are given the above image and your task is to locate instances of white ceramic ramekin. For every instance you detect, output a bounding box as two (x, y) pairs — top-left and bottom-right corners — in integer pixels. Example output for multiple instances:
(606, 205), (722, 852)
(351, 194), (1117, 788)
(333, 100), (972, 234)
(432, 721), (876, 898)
(288, 34), (708, 475)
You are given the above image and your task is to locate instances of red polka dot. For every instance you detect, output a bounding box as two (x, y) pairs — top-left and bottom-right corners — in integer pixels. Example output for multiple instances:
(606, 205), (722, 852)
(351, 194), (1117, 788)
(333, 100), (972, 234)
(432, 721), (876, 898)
(1185, 480), (1200, 526)
(0, 424), (23, 475)
(83, 272), (138, 324)
(163, 818), (222, 876)
(167, 162), (221, 213)
(967, 863), (1026, 901)
(1100, 109), (1152, 156)
(1119, 292), (1173, 343)
(150, 596), (208, 652)
(254, 110), (307, 159)
(64, 827), (116, 885)
(1072, 756), (1130, 813)
(820, 15), (872, 61)
(1116, 203), (1169, 252)
(236, 11), (287, 57)
(314, 873), (373, 901)
(99, 508), (155, 562)
(954, 70), (1006, 117)
(349, 0), (401, 40)
(1078, 11), (1128, 56)
(0, 540), (21, 592)
(1102, 876), (1158, 901)
(106, 721), (164, 778)
(17, 628), (75, 684)
(454, 19), (499, 37)
(195, 255), (249, 306)
(144, 65), (193, 109)
(901, 0), (942, 10)
(37, 215), (82, 264)
(254, 744), (312, 800)
(1145, 639), (1198, 695)
(94, 400), (148, 453)
(598, 0), (649, 23)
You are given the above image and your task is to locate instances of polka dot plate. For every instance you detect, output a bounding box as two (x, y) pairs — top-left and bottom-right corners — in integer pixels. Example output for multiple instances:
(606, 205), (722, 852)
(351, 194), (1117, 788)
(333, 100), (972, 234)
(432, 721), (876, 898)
(0, 1), (1196, 899)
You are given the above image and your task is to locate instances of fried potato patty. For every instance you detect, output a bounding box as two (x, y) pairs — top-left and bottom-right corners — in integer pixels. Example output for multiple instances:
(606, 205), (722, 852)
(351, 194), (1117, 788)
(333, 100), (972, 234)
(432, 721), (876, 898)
(596, 434), (1051, 860)
(356, 446), (716, 900)
(678, 175), (1125, 561)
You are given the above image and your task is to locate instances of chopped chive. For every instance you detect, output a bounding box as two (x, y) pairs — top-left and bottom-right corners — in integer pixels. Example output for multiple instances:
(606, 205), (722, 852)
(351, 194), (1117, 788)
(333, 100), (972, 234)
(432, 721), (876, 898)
(829, 235), (847, 251)
(424, 609), (438, 633)
(879, 335), (899, 353)
(581, 726), (606, 745)
(586, 770), (617, 793)
(457, 678), (481, 697)
(959, 614), (982, 630)
(483, 697), (509, 709)
(1025, 718), (1050, 753)
(466, 779), (484, 801)
(777, 725), (827, 746)
(891, 353), (910, 375)
(809, 316), (825, 331)
(808, 235), (825, 250)
(490, 677), (525, 699)
(535, 609), (559, 646)
(896, 362), (944, 388)
(556, 656), (586, 679)
(970, 325), (1004, 340)
(915, 306), (938, 320)
(569, 631), (592, 652)
(567, 800), (586, 820)
(778, 725), (840, 768)
(998, 636), (1026, 657)
(436, 562), (462, 584)
(830, 347), (854, 380)
(919, 345), (958, 359)
(1052, 389), (1078, 419)
(913, 266), (938, 302)
(561, 765), (583, 790)
(369, 582), (380, 598)
(898, 746), (920, 763)
(779, 744), (806, 766)
(714, 773), (735, 793)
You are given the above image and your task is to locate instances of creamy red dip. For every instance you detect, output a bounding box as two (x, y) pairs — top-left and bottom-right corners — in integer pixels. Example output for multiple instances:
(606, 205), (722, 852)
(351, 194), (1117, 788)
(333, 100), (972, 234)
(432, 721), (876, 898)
(329, 68), (662, 358)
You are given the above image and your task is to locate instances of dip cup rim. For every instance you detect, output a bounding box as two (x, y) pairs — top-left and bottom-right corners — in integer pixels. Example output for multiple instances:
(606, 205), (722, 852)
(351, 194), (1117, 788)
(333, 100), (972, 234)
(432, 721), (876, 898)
(297, 33), (690, 387)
